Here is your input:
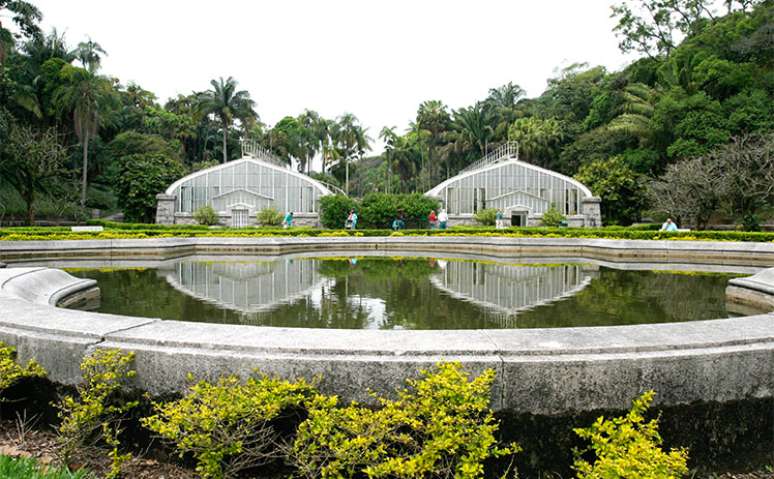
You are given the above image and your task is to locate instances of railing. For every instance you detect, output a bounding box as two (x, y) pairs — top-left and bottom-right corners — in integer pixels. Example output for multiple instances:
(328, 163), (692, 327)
(316, 181), (347, 196)
(459, 141), (519, 174)
(240, 139), (347, 195)
(240, 139), (290, 169)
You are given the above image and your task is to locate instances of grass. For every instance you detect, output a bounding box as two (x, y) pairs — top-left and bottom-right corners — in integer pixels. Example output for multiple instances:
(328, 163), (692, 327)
(0, 455), (90, 479)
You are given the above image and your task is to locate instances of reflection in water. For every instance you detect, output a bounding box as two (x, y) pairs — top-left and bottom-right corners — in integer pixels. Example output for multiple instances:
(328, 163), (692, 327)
(166, 260), (326, 313)
(67, 256), (742, 329)
(431, 261), (592, 325)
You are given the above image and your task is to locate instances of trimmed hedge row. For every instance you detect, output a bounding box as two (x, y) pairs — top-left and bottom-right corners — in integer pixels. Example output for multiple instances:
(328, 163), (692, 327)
(2, 225), (774, 242)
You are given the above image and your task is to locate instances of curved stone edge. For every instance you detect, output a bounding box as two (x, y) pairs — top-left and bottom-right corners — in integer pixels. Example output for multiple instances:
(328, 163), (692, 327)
(728, 268), (774, 311)
(1, 236), (773, 414)
(0, 267), (98, 306)
(0, 289), (772, 414)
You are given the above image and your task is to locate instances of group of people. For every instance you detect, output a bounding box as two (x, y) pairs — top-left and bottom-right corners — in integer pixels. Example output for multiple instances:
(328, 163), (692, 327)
(425, 209), (448, 230)
(282, 208), (450, 230)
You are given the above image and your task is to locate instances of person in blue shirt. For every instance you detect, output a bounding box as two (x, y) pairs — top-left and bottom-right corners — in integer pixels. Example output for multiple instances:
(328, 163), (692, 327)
(283, 211), (294, 228)
(660, 218), (678, 232)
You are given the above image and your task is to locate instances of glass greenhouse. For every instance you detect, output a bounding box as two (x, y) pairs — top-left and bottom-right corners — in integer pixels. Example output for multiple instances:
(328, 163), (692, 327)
(425, 143), (601, 226)
(156, 143), (338, 227)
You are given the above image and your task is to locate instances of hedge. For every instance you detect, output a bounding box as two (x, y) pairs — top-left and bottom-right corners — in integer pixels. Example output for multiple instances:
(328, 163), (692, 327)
(2, 225), (774, 242)
(320, 193), (440, 229)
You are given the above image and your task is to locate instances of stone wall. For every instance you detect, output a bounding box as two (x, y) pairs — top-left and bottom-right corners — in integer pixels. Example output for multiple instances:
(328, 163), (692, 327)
(0, 237), (772, 415)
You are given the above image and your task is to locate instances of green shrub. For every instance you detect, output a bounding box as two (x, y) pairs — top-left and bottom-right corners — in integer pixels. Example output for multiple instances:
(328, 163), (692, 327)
(319, 194), (357, 229)
(57, 349), (139, 478)
(473, 208), (498, 226)
(541, 205), (566, 227)
(257, 207), (283, 227)
(359, 193), (439, 229)
(4, 224), (774, 242)
(0, 342), (46, 394)
(193, 205), (219, 226)
(290, 362), (519, 479)
(110, 153), (187, 223)
(573, 390), (689, 479)
(143, 374), (317, 479)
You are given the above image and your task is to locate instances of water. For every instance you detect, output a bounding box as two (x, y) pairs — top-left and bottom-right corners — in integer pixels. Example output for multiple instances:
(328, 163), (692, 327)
(67, 255), (745, 329)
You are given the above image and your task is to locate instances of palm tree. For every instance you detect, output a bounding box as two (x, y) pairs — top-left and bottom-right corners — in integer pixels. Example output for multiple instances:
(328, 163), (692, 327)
(379, 126), (399, 194)
(607, 82), (657, 144)
(53, 65), (116, 207)
(198, 77), (256, 164)
(416, 100), (450, 187)
(508, 117), (565, 166)
(452, 104), (493, 159)
(71, 38), (106, 72)
(0, 0), (41, 65)
(333, 113), (370, 195)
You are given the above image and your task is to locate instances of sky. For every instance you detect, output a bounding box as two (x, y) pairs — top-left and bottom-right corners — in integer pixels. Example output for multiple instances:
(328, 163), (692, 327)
(32, 0), (634, 152)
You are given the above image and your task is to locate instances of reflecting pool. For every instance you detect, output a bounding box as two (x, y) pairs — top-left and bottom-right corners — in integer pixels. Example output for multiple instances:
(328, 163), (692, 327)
(67, 255), (747, 329)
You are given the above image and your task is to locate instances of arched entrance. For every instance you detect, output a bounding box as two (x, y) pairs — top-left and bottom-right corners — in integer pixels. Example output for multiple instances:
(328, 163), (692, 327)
(504, 205), (530, 227)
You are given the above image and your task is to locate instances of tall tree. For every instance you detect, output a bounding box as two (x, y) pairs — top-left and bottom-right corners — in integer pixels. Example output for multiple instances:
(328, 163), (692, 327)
(610, 0), (761, 58)
(333, 113), (370, 194)
(415, 100), (451, 187)
(0, 0), (41, 65)
(1, 124), (67, 224)
(451, 104), (493, 159)
(53, 65), (116, 206)
(71, 37), (105, 72)
(379, 126), (399, 194)
(197, 76), (257, 164)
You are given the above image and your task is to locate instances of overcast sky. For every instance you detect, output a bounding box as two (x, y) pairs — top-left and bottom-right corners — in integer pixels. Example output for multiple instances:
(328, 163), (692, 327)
(33, 0), (633, 151)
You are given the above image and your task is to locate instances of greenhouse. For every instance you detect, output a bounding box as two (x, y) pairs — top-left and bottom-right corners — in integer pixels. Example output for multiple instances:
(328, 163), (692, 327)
(425, 143), (601, 227)
(156, 142), (339, 226)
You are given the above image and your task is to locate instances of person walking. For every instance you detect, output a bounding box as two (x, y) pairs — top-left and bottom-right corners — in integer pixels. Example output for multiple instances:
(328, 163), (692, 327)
(438, 209), (448, 230)
(283, 211), (294, 229)
(345, 209), (358, 230)
(428, 210), (438, 229)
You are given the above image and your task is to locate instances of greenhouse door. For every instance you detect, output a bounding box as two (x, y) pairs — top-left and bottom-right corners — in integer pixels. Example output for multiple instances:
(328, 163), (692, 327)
(231, 207), (249, 228)
(511, 211), (527, 227)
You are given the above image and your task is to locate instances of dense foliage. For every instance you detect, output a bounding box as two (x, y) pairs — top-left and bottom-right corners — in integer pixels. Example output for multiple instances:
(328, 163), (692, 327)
(290, 363), (519, 479)
(0, 342), (46, 393)
(256, 206), (283, 226)
(0, 343), (761, 477)
(0, 0), (771, 229)
(143, 375), (316, 479)
(56, 349), (138, 478)
(3, 223), (774, 242)
(319, 193), (439, 229)
(193, 205), (218, 225)
(573, 391), (689, 479)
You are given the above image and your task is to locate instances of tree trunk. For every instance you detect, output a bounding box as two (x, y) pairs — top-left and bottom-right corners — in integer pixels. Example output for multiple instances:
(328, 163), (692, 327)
(345, 160), (349, 196)
(222, 122), (228, 163)
(81, 130), (89, 208)
(24, 178), (35, 226)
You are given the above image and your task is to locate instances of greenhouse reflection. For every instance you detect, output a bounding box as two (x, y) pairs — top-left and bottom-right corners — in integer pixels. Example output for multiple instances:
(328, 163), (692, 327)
(162, 258), (326, 313)
(430, 261), (594, 325)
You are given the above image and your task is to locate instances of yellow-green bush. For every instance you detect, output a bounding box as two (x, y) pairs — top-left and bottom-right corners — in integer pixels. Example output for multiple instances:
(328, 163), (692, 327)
(0, 342), (46, 394)
(572, 390), (689, 479)
(473, 208), (499, 226)
(290, 362), (519, 479)
(541, 205), (566, 227)
(57, 349), (138, 478)
(193, 205), (219, 226)
(257, 207), (284, 227)
(143, 374), (317, 479)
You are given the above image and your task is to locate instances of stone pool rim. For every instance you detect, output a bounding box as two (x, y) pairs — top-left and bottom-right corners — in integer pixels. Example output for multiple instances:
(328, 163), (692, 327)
(0, 235), (772, 415)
